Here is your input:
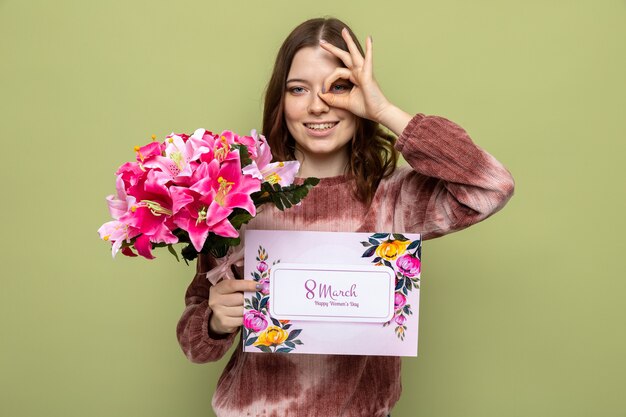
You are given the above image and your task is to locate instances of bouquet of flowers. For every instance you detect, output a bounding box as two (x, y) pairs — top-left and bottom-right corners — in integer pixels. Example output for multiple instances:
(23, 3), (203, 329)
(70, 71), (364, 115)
(98, 128), (318, 263)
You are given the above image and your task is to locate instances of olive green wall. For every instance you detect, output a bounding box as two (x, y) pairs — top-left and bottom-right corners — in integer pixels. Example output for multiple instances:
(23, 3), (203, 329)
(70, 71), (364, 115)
(1, 1), (624, 416)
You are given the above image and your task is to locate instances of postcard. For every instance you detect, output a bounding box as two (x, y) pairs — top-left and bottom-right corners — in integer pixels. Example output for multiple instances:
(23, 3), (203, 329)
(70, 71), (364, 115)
(242, 230), (422, 356)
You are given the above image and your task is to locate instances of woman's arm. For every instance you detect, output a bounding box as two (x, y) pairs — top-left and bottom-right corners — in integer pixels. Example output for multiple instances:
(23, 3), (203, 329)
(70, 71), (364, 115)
(176, 254), (239, 363)
(377, 113), (515, 240)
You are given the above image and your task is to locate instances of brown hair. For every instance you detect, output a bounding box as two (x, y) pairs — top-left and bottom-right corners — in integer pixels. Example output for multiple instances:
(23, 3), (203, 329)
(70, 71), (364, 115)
(262, 17), (398, 205)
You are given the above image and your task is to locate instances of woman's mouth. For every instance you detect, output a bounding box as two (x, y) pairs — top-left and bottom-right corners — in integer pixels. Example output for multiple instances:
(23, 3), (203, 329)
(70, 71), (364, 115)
(304, 122), (338, 131)
(304, 122), (339, 137)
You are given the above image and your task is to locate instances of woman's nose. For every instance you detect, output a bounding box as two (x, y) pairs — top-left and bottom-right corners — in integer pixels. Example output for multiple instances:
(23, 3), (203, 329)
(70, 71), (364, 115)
(307, 89), (330, 114)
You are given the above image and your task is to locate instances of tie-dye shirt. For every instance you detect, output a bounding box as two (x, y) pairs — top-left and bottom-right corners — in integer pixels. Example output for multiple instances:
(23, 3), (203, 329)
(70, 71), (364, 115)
(177, 113), (515, 417)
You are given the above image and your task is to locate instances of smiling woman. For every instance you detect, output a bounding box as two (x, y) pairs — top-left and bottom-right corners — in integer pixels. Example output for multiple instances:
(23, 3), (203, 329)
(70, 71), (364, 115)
(284, 45), (357, 177)
(262, 19), (401, 204)
(176, 16), (515, 417)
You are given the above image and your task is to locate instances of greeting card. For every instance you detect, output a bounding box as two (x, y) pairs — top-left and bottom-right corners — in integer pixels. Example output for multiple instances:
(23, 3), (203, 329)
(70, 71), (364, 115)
(243, 230), (421, 356)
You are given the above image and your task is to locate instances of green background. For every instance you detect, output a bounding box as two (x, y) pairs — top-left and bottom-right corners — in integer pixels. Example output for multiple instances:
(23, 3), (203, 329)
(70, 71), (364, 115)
(1, 0), (624, 416)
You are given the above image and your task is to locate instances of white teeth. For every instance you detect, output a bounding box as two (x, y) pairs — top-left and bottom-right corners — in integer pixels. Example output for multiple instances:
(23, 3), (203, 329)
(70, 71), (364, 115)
(305, 122), (337, 130)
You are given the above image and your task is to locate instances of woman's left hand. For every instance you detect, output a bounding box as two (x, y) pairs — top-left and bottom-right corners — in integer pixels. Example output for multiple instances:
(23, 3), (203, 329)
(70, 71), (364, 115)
(318, 28), (391, 124)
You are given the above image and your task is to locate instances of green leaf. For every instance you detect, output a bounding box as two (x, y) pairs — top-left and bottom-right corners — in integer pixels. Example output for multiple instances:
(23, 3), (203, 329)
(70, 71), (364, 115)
(167, 245), (180, 262)
(229, 208), (254, 229)
(276, 347), (293, 353)
(361, 241), (372, 247)
(407, 240), (421, 251)
(232, 144), (252, 167)
(256, 345), (272, 353)
(252, 177), (320, 212)
(181, 244), (199, 262)
(286, 329), (302, 341)
(361, 246), (377, 258)
(284, 341), (296, 349)
(393, 233), (409, 242)
(371, 233), (389, 239)
(245, 336), (258, 346)
(270, 317), (281, 327)
(292, 339), (303, 345)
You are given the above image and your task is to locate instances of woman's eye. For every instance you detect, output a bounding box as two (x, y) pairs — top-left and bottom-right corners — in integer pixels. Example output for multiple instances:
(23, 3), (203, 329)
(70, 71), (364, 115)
(331, 84), (351, 93)
(289, 86), (305, 94)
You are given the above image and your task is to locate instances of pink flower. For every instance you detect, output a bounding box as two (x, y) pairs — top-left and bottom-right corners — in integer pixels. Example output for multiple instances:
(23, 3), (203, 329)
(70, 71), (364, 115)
(243, 310), (268, 332)
(134, 141), (164, 164)
(142, 130), (212, 186)
(115, 162), (144, 190)
(259, 278), (270, 296)
(242, 130), (300, 186)
(396, 254), (421, 277)
(394, 314), (407, 326)
(120, 170), (179, 259)
(257, 261), (268, 272)
(173, 156), (261, 251)
(98, 176), (140, 257)
(394, 293), (407, 310)
(97, 220), (139, 258)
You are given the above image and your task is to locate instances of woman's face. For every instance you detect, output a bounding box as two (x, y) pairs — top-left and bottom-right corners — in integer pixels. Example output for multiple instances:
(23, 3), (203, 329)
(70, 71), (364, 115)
(284, 46), (356, 163)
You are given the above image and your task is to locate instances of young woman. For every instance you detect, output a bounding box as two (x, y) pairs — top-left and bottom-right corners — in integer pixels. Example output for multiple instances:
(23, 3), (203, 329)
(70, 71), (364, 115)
(177, 17), (514, 417)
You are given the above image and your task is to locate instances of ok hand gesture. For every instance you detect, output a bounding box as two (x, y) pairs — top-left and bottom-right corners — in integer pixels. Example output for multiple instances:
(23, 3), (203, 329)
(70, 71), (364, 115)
(318, 28), (411, 135)
(317, 28), (391, 125)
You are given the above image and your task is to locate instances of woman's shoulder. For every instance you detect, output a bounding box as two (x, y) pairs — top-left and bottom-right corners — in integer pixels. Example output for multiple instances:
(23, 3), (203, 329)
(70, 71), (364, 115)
(380, 163), (422, 186)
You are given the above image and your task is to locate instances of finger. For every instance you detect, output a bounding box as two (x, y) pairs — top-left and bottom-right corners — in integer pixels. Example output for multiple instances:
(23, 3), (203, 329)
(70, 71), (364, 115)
(341, 27), (364, 68)
(318, 90), (350, 111)
(322, 67), (355, 94)
(216, 305), (245, 318)
(214, 279), (259, 295)
(364, 35), (373, 77)
(212, 291), (244, 307)
(319, 39), (353, 68)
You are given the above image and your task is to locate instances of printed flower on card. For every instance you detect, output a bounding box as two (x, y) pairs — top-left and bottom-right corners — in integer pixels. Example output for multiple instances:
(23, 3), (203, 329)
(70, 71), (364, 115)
(396, 254), (421, 277)
(254, 326), (289, 347)
(394, 293), (407, 310)
(243, 310), (268, 333)
(375, 240), (409, 261)
(242, 246), (304, 353)
(258, 278), (270, 296)
(361, 233), (421, 341)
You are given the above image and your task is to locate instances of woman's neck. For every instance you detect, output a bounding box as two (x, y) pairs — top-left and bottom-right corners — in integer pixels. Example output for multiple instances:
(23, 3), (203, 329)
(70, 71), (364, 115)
(295, 148), (349, 178)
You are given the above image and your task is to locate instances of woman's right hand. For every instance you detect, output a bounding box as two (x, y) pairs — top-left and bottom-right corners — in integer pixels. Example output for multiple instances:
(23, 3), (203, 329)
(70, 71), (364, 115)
(208, 279), (259, 335)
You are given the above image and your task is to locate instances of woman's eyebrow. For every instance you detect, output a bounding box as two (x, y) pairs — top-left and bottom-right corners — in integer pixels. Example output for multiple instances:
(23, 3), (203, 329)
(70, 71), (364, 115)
(286, 78), (309, 84)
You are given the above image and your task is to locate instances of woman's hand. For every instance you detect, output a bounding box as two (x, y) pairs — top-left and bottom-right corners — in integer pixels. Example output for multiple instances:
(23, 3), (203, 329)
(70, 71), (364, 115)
(318, 28), (412, 136)
(208, 279), (259, 336)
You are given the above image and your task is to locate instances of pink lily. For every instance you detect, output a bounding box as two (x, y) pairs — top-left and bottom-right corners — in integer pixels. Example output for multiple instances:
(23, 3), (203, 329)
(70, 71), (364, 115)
(98, 176), (140, 257)
(142, 130), (213, 186)
(120, 169), (179, 259)
(173, 155), (261, 251)
(242, 130), (299, 186)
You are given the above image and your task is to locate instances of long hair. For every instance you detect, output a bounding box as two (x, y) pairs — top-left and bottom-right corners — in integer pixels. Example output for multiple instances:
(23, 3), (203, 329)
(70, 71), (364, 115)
(262, 17), (398, 205)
